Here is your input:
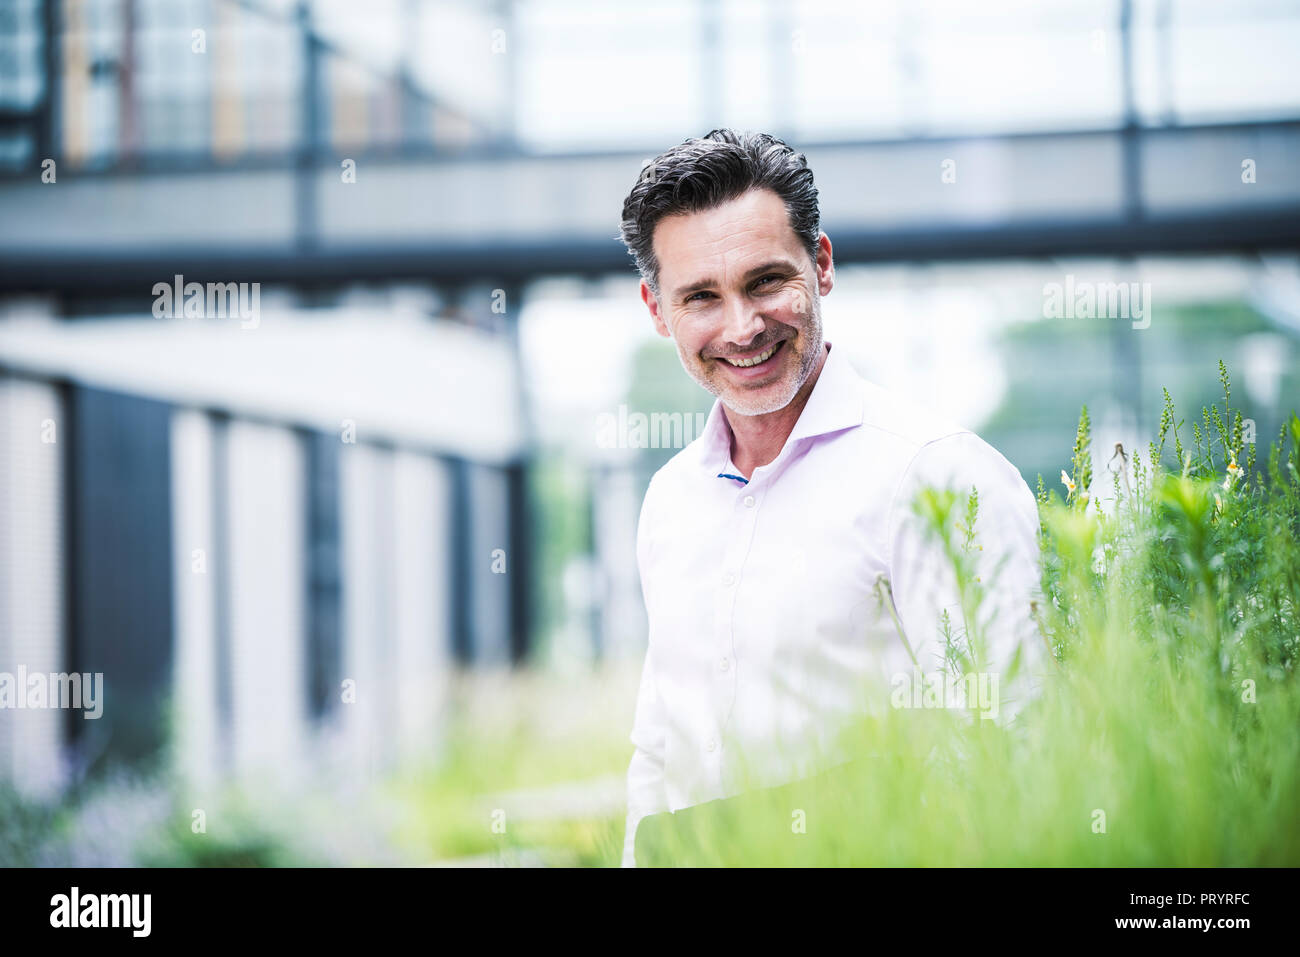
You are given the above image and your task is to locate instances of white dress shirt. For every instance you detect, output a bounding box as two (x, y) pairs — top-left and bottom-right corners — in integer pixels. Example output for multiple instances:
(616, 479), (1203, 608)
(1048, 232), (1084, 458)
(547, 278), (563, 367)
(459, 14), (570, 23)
(621, 340), (1048, 866)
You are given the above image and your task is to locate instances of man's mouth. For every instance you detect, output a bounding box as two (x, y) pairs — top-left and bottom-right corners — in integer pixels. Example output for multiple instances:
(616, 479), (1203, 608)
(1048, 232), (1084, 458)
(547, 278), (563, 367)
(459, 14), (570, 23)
(716, 339), (785, 372)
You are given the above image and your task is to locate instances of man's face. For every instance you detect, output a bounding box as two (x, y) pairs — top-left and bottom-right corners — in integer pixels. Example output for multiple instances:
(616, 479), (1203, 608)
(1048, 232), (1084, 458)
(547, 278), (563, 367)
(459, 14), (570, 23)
(640, 187), (834, 418)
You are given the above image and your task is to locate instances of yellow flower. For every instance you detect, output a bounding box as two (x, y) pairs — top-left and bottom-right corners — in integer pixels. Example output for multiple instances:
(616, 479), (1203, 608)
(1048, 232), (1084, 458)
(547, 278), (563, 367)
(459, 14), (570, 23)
(1060, 469), (1076, 497)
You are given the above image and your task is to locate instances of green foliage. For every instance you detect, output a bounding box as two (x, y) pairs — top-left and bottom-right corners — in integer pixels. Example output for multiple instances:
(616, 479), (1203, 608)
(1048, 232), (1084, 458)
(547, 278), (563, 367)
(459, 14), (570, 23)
(1068, 405), (1093, 508)
(138, 812), (297, 868)
(0, 785), (56, 867)
(911, 486), (989, 677)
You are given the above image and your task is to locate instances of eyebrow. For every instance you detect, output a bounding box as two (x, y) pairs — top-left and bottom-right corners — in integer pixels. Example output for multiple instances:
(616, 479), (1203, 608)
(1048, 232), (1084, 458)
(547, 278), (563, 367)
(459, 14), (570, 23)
(670, 259), (799, 302)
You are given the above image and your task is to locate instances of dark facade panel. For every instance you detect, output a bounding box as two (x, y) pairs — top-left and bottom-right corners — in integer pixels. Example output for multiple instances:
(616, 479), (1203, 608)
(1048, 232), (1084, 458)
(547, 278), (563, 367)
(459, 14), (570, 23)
(66, 385), (173, 769)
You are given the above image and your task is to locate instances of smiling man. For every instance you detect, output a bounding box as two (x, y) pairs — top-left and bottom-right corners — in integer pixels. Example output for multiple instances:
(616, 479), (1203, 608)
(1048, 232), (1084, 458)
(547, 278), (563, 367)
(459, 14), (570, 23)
(617, 129), (1048, 867)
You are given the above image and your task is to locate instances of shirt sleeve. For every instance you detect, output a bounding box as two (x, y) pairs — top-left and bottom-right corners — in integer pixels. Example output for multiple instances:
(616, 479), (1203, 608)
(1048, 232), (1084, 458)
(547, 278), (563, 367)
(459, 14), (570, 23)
(622, 480), (670, 867)
(885, 431), (1050, 725)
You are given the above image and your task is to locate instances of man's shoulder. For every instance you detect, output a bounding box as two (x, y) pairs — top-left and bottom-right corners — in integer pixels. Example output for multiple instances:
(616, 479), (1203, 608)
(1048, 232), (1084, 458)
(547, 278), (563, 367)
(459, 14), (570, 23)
(852, 376), (970, 454)
(635, 436), (715, 568)
(827, 374), (975, 489)
(640, 428), (716, 502)
(846, 376), (1029, 502)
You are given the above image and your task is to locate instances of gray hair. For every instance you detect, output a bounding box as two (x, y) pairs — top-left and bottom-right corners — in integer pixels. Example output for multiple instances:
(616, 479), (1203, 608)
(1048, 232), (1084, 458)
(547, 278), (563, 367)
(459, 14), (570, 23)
(618, 129), (821, 300)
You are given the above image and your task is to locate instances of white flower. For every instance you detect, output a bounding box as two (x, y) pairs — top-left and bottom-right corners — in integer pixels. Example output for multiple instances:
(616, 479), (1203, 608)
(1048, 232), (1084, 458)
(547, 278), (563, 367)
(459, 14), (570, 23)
(1223, 452), (1243, 490)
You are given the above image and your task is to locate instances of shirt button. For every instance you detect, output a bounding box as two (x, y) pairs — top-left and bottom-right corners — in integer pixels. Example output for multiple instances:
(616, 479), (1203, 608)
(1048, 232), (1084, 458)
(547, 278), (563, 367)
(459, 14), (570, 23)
(743, 495), (755, 508)
(719, 656), (730, 671)
(705, 737), (717, 752)
(722, 572), (735, 586)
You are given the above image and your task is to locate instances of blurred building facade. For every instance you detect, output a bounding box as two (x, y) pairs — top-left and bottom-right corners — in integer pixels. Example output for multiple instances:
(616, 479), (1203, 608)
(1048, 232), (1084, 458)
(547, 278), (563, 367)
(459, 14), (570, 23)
(0, 311), (528, 795)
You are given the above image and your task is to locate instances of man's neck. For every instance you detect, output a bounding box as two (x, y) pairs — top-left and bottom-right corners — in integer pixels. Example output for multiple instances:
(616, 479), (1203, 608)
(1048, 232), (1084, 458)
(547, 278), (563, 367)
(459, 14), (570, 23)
(725, 343), (829, 480)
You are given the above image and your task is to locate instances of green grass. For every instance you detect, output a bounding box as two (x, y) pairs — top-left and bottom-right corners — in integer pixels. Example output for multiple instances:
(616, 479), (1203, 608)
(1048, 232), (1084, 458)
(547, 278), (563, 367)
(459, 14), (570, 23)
(380, 670), (633, 866)
(382, 731), (626, 865)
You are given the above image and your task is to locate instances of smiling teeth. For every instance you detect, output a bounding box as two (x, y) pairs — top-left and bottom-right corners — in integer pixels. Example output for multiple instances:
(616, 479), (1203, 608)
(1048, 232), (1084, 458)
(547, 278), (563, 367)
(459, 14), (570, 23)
(724, 343), (779, 367)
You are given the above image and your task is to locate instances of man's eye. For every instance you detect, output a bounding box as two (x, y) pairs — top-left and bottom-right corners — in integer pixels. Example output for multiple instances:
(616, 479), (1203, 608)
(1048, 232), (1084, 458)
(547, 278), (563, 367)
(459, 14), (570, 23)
(754, 275), (779, 288)
(687, 291), (713, 302)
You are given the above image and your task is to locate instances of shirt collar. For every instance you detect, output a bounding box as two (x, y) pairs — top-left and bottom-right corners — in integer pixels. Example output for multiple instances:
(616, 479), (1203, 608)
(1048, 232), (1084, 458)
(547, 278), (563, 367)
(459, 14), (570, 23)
(699, 340), (865, 478)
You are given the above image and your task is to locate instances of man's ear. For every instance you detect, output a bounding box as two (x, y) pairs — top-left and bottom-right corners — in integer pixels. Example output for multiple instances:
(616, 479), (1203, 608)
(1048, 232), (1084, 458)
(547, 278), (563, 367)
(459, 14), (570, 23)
(641, 279), (672, 339)
(815, 233), (834, 297)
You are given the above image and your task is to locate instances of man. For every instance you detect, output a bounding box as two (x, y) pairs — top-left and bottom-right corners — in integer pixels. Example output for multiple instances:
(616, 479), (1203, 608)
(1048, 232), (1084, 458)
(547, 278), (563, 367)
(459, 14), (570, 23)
(617, 129), (1049, 867)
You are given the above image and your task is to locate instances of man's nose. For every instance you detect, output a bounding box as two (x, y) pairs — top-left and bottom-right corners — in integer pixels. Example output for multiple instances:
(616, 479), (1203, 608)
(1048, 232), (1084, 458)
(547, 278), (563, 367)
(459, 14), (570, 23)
(721, 294), (766, 347)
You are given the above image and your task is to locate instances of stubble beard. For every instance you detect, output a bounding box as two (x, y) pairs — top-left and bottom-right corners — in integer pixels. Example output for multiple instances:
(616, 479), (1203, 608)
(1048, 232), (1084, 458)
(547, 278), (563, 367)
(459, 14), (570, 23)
(674, 291), (825, 418)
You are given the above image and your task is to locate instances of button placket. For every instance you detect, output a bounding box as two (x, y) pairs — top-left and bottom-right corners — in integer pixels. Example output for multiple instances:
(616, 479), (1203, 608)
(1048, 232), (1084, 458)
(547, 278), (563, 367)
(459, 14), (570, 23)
(710, 479), (765, 775)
